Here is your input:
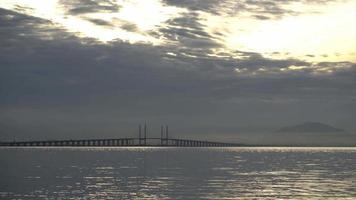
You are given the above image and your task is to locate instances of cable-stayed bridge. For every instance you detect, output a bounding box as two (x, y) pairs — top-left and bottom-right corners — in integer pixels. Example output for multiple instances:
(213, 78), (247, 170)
(0, 125), (242, 147)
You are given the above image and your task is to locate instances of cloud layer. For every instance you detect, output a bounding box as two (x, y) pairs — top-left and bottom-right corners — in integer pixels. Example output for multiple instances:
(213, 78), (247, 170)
(0, 0), (356, 144)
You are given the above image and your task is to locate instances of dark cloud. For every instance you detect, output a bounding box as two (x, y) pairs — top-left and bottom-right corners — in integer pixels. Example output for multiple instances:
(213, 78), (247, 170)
(87, 18), (113, 26)
(120, 21), (138, 32)
(85, 17), (139, 31)
(157, 12), (221, 49)
(60, 0), (121, 15)
(253, 15), (271, 20)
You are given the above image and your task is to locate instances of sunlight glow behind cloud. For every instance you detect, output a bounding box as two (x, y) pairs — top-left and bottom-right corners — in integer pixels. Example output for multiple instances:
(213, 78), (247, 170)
(0, 0), (185, 44)
(1, 0), (356, 63)
(203, 0), (356, 62)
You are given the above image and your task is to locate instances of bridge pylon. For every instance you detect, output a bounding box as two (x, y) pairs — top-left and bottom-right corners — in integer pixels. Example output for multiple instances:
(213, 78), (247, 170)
(160, 125), (164, 145)
(144, 123), (147, 145)
(139, 125), (142, 145)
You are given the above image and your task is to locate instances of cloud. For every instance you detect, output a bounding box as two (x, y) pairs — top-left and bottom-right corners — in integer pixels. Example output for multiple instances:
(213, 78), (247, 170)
(157, 11), (222, 49)
(0, 4), (356, 142)
(87, 18), (113, 26)
(163, 0), (342, 19)
(234, 57), (356, 77)
(60, 0), (121, 15)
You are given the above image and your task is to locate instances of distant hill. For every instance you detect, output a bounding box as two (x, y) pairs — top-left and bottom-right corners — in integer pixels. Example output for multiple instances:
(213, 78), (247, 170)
(276, 122), (345, 133)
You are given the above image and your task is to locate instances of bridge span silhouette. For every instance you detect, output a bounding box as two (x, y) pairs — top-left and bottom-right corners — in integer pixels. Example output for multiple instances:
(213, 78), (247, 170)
(0, 125), (242, 147)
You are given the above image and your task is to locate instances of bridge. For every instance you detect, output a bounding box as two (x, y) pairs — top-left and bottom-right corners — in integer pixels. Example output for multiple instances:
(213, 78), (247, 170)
(0, 125), (242, 147)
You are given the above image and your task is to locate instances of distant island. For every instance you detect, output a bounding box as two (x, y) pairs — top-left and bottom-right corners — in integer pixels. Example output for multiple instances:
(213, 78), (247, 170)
(276, 122), (346, 133)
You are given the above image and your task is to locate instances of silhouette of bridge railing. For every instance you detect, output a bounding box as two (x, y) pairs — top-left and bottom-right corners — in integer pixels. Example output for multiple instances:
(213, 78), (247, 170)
(0, 125), (242, 147)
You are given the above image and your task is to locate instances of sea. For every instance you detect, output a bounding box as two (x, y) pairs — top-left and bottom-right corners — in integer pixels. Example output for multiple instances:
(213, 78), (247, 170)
(0, 147), (355, 199)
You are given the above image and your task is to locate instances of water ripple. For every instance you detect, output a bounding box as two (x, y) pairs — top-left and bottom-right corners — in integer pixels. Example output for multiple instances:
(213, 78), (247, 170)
(0, 147), (355, 199)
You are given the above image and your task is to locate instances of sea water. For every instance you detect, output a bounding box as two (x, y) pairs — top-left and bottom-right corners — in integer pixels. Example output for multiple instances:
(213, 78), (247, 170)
(0, 147), (355, 199)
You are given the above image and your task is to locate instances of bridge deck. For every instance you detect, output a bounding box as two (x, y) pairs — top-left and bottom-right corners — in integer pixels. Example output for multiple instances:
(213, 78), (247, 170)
(0, 137), (241, 147)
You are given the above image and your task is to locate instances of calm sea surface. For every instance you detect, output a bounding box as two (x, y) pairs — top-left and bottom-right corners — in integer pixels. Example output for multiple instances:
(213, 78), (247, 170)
(0, 147), (355, 199)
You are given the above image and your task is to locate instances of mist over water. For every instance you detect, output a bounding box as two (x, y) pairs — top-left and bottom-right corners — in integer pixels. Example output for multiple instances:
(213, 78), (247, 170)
(0, 147), (355, 199)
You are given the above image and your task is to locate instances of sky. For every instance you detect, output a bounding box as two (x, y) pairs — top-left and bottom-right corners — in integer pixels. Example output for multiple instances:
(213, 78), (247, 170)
(0, 0), (356, 145)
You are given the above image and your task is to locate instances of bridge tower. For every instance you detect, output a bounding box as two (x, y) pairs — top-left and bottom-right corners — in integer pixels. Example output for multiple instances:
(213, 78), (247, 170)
(139, 125), (142, 145)
(144, 123), (147, 145)
(160, 125), (164, 146)
(165, 125), (169, 145)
